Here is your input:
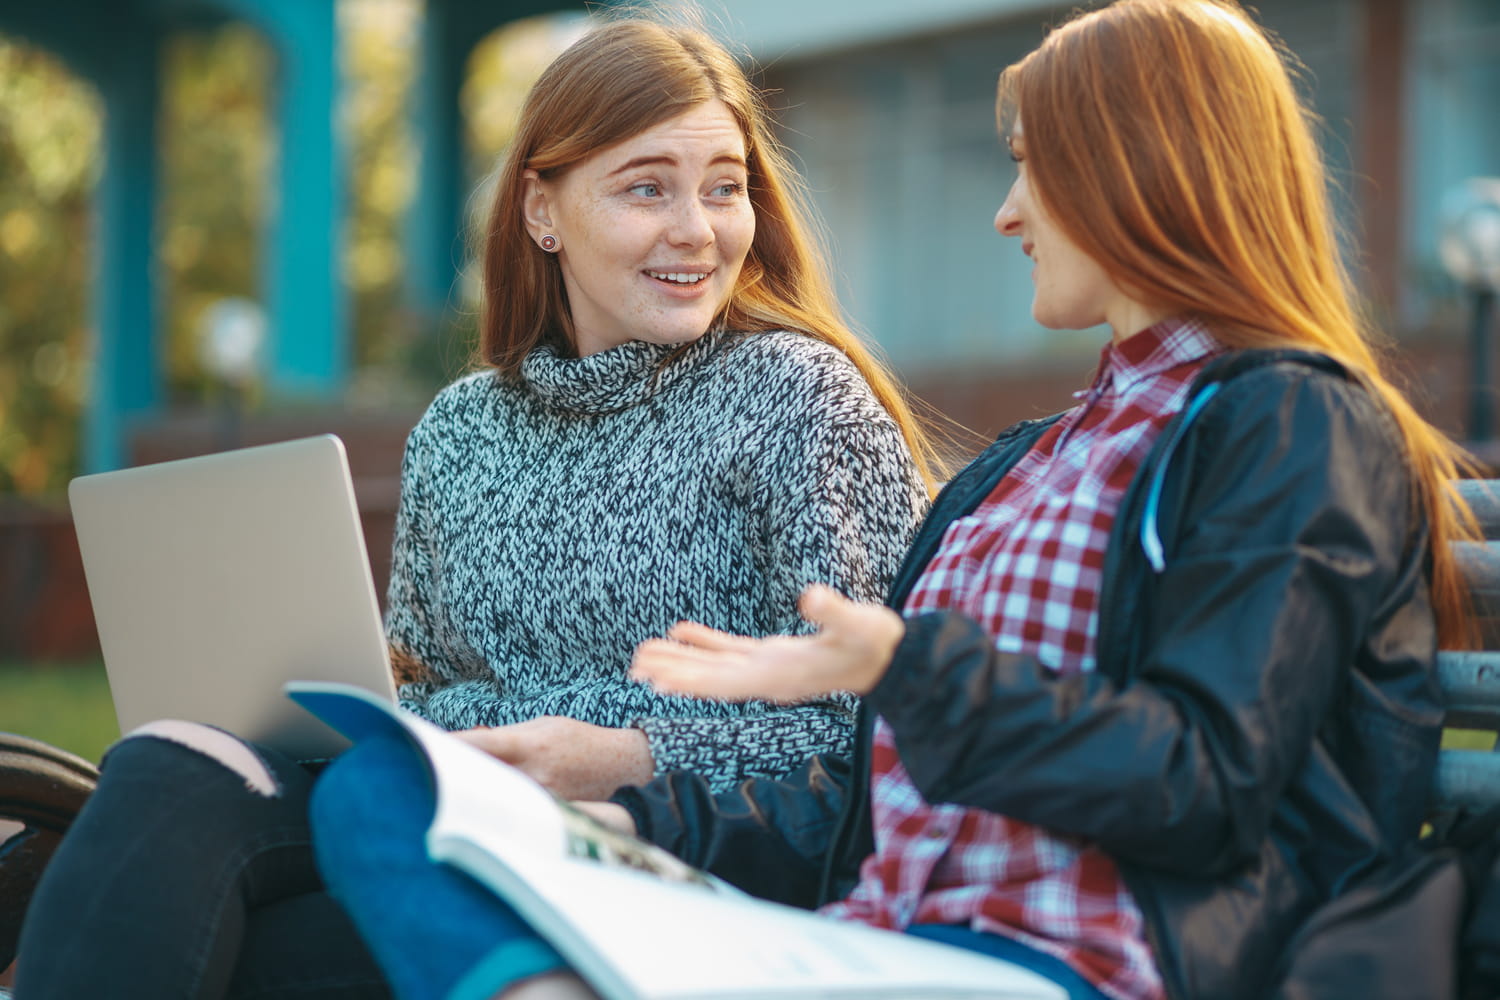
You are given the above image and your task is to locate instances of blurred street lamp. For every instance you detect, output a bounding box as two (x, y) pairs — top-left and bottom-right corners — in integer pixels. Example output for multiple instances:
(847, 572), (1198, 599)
(1439, 178), (1500, 443)
(197, 297), (265, 451)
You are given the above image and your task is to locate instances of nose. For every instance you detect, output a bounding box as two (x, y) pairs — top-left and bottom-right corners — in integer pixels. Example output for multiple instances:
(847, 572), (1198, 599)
(995, 179), (1022, 237)
(668, 196), (715, 248)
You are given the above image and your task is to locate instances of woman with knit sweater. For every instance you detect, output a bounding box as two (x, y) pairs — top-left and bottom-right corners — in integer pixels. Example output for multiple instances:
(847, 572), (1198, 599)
(15, 16), (935, 998)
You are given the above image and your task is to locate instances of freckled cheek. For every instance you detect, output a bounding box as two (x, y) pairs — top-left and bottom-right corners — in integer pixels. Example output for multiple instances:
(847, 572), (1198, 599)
(572, 205), (658, 266)
(722, 216), (756, 273)
(718, 201), (753, 240)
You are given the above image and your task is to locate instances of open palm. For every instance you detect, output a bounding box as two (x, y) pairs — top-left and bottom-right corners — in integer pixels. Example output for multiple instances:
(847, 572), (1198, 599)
(630, 584), (904, 702)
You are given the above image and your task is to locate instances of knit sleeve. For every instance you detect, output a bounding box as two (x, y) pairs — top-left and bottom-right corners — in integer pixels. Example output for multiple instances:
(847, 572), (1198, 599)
(420, 669), (853, 793)
(633, 702), (858, 791)
(757, 416), (927, 625)
(634, 409), (928, 787)
(383, 413), (465, 713)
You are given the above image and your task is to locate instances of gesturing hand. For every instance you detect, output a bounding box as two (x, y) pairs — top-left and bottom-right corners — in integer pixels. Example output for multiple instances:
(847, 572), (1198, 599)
(630, 584), (904, 702)
(453, 717), (655, 801)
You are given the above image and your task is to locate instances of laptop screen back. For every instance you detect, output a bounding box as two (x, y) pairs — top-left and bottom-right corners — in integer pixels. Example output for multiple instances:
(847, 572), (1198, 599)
(68, 435), (396, 760)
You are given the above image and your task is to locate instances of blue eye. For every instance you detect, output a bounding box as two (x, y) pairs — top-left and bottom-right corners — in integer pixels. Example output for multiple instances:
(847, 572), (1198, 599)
(712, 182), (746, 197)
(630, 183), (661, 197)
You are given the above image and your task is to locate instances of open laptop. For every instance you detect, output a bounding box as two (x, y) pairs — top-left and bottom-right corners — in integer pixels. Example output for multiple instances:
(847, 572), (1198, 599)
(68, 434), (398, 760)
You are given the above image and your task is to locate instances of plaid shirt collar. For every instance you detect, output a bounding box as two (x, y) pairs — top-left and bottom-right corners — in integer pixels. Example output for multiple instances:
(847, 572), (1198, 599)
(1078, 316), (1223, 401)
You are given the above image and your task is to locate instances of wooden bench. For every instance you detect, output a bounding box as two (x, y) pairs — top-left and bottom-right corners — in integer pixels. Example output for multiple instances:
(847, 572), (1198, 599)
(0, 734), (99, 973)
(1431, 479), (1500, 813)
(4, 481), (1500, 975)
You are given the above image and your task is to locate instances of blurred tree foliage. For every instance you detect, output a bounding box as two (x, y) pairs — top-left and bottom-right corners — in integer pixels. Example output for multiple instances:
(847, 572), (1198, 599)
(341, 0), (427, 405)
(159, 25), (272, 405)
(450, 13), (586, 310)
(0, 39), (99, 495)
(0, 3), (578, 496)
(464, 15), (585, 181)
(342, 5), (584, 405)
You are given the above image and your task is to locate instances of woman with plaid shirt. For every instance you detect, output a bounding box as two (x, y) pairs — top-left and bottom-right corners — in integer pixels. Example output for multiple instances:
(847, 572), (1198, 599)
(313, 1), (1477, 998)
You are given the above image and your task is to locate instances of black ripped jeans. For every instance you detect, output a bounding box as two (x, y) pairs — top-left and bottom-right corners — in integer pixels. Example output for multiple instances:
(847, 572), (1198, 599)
(14, 730), (390, 999)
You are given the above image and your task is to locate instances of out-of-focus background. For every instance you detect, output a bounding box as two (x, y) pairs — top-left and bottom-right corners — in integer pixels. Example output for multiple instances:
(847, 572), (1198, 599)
(0, 0), (1497, 763)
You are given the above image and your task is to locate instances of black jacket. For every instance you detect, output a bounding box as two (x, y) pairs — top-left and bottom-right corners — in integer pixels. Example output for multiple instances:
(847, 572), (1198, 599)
(615, 350), (1442, 1000)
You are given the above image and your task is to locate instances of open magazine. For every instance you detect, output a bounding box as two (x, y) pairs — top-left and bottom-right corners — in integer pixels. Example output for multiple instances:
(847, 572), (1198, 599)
(286, 681), (1066, 1000)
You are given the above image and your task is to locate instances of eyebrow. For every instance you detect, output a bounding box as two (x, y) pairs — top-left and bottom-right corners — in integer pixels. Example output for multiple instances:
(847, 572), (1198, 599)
(606, 153), (747, 177)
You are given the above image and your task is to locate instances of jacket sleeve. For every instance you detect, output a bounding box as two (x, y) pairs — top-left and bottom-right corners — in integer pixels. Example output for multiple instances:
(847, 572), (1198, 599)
(867, 366), (1429, 876)
(611, 748), (856, 909)
(631, 411), (927, 788)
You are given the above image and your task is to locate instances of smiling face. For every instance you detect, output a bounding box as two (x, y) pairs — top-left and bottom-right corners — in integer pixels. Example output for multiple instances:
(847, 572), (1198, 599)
(994, 123), (1162, 340)
(521, 100), (755, 357)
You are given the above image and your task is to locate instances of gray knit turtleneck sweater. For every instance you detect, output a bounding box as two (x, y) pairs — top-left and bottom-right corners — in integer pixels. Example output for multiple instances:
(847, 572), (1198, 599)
(388, 329), (927, 790)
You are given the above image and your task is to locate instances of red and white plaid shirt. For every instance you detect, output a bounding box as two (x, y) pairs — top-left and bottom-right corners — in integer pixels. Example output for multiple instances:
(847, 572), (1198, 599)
(821, 318), (1222, 1000)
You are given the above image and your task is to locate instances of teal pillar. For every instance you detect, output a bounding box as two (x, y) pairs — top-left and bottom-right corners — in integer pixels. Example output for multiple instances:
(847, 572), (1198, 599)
(87, 19), (163, 471)
(407, 2), (470, 320)
(406, 0), (588, 326)
(2, 4), (166, 473)
(184, 0), (347, 395)
(261, 0), (345, 395)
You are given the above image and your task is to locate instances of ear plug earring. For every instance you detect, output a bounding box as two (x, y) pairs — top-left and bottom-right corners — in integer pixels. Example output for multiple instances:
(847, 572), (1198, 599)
(539, 234), (559, 252)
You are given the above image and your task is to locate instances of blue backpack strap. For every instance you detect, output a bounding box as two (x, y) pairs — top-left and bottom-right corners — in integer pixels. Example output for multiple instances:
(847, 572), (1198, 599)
(1140, 381), (1222, 572)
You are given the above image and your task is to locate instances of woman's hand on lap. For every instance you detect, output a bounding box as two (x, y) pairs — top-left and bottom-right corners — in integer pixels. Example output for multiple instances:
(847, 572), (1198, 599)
(454, 718), (656, 801)
(630, 584), (903, 701)
(568, 801), (637, 836)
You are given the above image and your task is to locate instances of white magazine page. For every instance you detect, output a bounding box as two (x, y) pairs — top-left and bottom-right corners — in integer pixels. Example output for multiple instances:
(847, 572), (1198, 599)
(492, 849), (1069, 1000)
(286, 682), (1066, 1000)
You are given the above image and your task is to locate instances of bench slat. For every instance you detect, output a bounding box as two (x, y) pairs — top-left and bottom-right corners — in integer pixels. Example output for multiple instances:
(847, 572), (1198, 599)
(1456, 479), (1500, 540)
(1435, 748), (1500, 812)
(1456, 542), (1500, 649)
(1437, 650), (1500, 730)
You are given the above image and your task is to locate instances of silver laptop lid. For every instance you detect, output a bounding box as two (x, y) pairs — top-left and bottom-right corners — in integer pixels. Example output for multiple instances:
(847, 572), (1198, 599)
(68, 434), (396, 760)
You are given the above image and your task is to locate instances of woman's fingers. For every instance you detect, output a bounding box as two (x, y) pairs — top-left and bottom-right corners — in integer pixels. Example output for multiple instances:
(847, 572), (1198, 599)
(631, 637), (798, 700)
(633, 637), (745, 669)
(630, 591), (902, 701)
(799, 584), (890, 640)
(796, 582), (844, 620)
(633, 658), (761, 699)
(661, 590), (858, 652)
(452, 726), (517, 762)
(664, 620), (759, 651)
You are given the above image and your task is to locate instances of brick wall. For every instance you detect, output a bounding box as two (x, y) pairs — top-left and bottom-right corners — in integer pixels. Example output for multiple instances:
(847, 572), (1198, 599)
(0, 411), (419, 661)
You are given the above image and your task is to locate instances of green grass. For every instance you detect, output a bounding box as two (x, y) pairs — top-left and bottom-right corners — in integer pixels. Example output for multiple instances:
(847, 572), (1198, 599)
(0, 660), (119, 764)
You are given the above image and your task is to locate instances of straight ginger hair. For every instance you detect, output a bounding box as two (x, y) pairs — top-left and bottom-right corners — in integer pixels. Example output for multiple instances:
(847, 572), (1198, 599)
(999, 0), (1478, 646)
(478, 17), (944, 490)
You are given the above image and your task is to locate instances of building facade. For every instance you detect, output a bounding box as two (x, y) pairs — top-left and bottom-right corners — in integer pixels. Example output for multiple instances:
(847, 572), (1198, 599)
(698, 0), (1500, 436)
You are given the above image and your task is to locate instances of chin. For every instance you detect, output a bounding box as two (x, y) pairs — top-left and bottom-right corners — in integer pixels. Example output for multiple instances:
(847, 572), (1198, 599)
(1030, 307), (1069, 331)
(1032, 304), (1099, 333)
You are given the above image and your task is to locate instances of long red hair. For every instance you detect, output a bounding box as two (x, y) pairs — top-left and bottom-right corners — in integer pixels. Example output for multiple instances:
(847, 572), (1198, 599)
(999, 0), (1477, 645)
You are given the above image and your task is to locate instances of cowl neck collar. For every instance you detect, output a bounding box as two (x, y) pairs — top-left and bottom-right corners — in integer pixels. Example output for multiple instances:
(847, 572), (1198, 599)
(519, 332), (724, 415)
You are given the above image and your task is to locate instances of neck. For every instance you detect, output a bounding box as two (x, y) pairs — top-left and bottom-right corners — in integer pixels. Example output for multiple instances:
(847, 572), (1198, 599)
(1109, 301), (1174, 344)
